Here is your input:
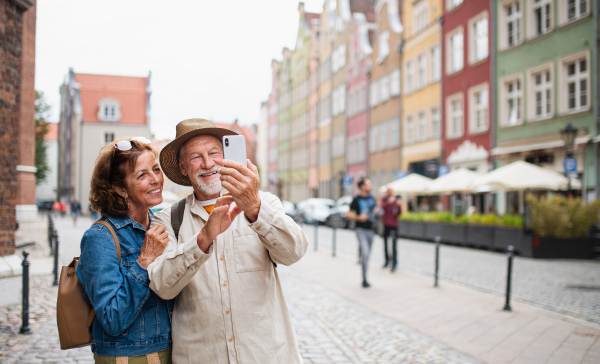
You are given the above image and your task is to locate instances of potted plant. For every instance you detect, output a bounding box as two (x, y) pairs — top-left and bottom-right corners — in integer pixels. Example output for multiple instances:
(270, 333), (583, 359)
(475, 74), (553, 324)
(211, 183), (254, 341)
(525, 194), (600, 259)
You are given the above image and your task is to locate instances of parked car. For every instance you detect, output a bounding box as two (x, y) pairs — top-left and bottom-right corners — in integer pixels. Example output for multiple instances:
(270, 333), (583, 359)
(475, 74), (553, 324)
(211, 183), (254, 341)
(294, 198), (335, 225)
(281, 200), (297, 220)
(36, 200), (54, 212)
(326, 196), (353, 229)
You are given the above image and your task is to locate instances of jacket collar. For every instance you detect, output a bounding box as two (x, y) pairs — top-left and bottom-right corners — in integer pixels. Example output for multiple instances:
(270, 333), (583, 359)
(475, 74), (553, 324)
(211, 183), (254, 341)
(105, 210), (154, 231)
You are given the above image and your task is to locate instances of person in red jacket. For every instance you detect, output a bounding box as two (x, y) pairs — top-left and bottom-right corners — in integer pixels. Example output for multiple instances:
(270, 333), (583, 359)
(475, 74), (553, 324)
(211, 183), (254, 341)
(380, 187), (402, 272)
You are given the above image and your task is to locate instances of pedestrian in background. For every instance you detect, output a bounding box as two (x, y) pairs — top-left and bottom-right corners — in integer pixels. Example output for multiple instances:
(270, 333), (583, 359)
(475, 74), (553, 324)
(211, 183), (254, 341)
(70, 199), (81, 225)
(347, 177), (378, 288)
(76, 136), (173, 363)
(380, 188), (402, 272)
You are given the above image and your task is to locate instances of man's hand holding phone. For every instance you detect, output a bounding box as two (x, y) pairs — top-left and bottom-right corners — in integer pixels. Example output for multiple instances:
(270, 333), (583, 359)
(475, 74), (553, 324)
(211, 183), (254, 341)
(219, 156), (261, 223)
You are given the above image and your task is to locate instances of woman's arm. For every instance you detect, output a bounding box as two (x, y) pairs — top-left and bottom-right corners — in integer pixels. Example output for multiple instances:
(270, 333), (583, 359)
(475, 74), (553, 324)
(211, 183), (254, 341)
(77, 227), (151, 336)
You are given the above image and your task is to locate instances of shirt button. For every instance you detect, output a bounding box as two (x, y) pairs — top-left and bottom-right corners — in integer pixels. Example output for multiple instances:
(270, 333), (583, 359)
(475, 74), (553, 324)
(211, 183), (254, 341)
(273, 242), (278, 246)
(256, 225), (261, 230)
(220, 255), (224, 261)
(223, 282), (228, 287)
(176, 273), (181, 277)
(229, 337), (234, 342)
(193, 254), (198, 259)
(226, 309), (231, 314)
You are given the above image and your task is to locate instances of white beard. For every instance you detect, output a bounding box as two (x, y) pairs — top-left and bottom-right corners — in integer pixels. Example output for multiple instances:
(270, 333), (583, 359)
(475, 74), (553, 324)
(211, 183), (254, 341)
(194, 168), (223, 196)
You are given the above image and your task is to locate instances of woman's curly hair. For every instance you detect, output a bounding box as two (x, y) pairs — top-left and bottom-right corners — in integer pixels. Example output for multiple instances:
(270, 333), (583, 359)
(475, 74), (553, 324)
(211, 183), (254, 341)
(89, 138), (158, 218)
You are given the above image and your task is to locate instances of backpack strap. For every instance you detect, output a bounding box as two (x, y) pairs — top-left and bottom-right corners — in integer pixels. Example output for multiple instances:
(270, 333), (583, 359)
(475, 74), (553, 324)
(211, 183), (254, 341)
(86, 220), (121, 327)
(170, 197), (187, 240)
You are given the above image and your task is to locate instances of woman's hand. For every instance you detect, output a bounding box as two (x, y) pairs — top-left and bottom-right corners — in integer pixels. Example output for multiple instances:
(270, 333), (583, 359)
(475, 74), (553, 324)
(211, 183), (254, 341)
(138, 224), (169, 268)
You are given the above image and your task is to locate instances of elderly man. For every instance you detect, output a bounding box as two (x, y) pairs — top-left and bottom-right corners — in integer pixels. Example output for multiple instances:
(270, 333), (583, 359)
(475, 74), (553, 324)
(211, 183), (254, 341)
(148, 118), (308, 363)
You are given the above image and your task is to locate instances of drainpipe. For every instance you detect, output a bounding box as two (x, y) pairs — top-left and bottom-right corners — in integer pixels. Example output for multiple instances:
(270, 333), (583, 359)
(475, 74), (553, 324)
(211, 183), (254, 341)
(595, 0), (599, 199)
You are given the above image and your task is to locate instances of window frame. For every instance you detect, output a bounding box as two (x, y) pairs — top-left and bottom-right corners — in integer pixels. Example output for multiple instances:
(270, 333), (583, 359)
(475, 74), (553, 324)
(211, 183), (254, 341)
(558, 50), (590, 115)
(499, 73), (524, 127)
(499, 0), (524, 50)
(446, 26), (464, 75)
(445, 92), (464, 139)
(468, 11), (489, 65)
(527, 0), (553, 39)
(468, 82), (490, 134)
(527, 62), (554, 122)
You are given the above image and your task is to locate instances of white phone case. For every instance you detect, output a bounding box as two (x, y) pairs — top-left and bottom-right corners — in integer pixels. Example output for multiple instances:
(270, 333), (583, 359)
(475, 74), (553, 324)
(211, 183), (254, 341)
(223, 135), (247, 166)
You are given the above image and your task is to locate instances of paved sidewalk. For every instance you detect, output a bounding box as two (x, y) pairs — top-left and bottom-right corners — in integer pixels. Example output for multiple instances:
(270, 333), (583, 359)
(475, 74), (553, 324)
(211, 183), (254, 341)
(291, 241), (600, 363)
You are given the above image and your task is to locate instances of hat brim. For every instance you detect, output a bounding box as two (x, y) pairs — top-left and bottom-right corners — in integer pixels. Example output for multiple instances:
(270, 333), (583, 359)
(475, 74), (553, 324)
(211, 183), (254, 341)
(160, 127), (238, 186)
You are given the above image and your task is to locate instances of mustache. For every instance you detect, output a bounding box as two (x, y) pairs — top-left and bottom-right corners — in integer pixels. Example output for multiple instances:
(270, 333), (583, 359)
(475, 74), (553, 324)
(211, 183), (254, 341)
(195, 166), (221, 177)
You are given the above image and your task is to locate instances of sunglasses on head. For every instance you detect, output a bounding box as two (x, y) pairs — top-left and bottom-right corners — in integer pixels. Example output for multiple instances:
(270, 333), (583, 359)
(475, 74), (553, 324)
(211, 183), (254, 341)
(114, 136), (152, 151)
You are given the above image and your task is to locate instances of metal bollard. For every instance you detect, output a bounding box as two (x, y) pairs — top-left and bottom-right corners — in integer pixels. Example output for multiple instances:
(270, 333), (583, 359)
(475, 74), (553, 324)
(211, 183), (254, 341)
(48, 213), (54, 250)
(20, 251), (32, 334)
(434, 236), (441, 287)
(313, 220), (318, 251)
(332, 225), (337, 257)
(53, 229), (60, 286)
(503, 245), (515, 311)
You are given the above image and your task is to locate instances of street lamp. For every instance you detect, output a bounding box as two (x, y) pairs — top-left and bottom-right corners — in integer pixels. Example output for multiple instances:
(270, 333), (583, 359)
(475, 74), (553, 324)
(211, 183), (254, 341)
(560, 123), (578, 196)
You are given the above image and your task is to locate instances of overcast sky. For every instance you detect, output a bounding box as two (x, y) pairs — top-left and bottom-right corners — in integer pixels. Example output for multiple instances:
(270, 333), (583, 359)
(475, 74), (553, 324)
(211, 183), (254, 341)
(35, 0), (324, 139)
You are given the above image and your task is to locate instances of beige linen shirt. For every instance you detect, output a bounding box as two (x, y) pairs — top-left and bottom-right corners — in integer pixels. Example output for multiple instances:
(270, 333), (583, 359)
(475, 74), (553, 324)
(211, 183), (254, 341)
(148, 191), (308, 363)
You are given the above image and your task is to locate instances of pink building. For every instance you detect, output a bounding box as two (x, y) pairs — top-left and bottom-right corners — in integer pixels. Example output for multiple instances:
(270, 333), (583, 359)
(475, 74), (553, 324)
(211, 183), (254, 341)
(346, 12), (374, 195)
(267, 60), (280, 195)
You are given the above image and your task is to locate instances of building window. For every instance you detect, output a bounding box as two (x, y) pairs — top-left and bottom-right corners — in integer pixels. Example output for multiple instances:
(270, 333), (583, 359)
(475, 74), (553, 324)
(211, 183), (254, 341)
(370, 124), (379, 153)
(566, 0), (588, 22)
(406, 61), (415, 94)
(390, 118), (400, 148)
(431, 106), (441, 138)
(531, 0), (552, 37)
(469, 83), (489, 134)
(469, 13), (489, 64)
(97, 97), (121, 122)
(431, 45), (441, 82)
(447, 29), (464, 74)
(413, 0), (429, 35)
(390, 69), (401, 96)
(380, 75), (390, 103)
(377, 31), (390, 64)
(528, 65), (553, 121)
(501, 1), (523, 49)
(379, 121), (388, 151)
(500, 74), (524, 126)
(370, 80), (380, 107)
(560, 52), (590, 114)
(446, 94), (464, 139)
(447, 0), (463, 11)
(405, 115), (414, 144)
(418, 53), (427, 89)
(417, 112), (426, 141)
(332, 133), (345, 158)
(104, 132), (115, 144)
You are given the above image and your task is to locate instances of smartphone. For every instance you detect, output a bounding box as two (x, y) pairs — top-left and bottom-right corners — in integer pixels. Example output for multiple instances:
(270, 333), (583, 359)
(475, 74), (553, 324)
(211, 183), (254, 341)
(223, 135), (247, 167)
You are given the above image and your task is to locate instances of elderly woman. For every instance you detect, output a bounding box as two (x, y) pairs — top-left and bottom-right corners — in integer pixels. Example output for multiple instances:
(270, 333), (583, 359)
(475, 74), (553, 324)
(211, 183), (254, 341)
(76, 137), (173, 363)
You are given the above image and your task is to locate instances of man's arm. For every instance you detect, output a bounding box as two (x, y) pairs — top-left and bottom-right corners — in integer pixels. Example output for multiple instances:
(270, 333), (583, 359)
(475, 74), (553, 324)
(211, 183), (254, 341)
(249, 192), (308, 266)
(147, 201), (212, 300)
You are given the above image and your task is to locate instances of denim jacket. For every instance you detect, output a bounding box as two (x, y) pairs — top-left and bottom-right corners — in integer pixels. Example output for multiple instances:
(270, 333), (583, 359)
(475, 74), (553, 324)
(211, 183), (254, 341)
(76, 214), (174, 356)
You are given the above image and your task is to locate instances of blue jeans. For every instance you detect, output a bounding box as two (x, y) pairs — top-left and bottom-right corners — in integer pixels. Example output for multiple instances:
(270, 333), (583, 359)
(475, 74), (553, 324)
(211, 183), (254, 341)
(356, 228), (375, 282)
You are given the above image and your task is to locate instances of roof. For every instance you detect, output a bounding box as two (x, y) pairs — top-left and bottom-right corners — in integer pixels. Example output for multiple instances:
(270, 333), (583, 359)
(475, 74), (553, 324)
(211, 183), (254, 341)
(44, 122), (59, 141)
(75, 73), (148, 125)
(350, 0), (376, 22)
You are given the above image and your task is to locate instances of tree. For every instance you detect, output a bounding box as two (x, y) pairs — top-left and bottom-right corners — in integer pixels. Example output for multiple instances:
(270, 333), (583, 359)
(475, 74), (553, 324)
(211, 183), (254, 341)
(35, 91), (51, 184)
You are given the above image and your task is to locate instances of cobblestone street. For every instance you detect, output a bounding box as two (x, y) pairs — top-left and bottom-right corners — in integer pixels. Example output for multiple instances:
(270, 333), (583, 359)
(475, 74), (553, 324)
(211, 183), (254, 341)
(1, 217), (599, 363)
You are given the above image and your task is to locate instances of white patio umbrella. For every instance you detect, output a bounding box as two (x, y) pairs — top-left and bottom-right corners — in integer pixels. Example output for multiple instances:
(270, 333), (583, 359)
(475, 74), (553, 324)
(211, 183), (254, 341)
(472, 160), (581, 191)
(378, 173), (433, 195)
(428, 168), (481, 194)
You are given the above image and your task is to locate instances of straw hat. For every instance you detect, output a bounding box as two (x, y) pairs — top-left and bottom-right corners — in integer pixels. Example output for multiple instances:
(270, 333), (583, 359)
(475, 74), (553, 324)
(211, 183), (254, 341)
(160, 118), (237, 186)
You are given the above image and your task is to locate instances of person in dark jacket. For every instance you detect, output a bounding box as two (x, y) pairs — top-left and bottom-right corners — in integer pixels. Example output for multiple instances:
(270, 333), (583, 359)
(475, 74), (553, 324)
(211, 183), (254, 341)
(380, 187), (402, 272)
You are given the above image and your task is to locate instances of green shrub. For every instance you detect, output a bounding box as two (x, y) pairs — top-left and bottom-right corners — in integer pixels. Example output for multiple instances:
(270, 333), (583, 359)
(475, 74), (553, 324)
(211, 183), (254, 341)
(526, 194), (600, 238)
(500, 214), (523, 228)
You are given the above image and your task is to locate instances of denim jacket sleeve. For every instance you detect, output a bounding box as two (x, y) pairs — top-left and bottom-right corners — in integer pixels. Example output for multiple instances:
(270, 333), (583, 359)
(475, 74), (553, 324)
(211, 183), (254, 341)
(76, 225), (151, 337)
